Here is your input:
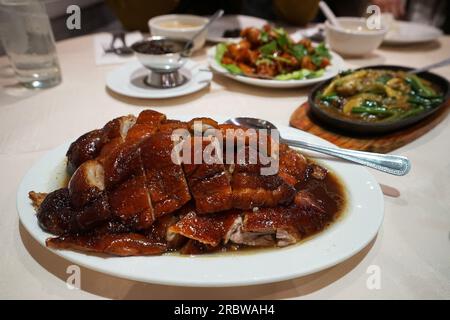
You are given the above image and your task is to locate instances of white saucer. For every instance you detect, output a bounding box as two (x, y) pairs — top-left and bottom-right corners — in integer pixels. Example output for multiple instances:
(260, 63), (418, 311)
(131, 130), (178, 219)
(106, 60), (212, 99)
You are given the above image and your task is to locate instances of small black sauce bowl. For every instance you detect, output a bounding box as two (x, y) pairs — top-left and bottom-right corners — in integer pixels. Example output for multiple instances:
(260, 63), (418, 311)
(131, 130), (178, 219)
(308, 65), (450, 136)
(131, 36), (188, 72)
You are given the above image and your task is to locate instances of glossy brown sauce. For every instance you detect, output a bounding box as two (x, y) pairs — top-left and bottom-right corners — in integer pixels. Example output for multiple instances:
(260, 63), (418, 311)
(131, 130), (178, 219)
(168, 161), (347, 257)
(298, 164), (346, 221)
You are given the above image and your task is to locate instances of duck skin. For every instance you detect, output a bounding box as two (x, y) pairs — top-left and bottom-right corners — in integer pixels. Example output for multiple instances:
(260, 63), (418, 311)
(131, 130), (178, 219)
(168, 207), (241, 247)
(66, 115), (137, 174)
(46, 233), (167, 256)
(32, 109), (341, 256)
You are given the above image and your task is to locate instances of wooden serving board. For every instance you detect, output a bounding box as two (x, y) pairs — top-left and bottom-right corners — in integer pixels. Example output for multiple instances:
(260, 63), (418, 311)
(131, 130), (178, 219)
(289, 102), (450, 153)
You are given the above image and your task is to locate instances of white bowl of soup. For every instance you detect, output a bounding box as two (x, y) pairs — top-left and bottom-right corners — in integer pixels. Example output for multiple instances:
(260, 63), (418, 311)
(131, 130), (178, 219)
(325, 17), (387, 57)
(149, 14), (209, 52)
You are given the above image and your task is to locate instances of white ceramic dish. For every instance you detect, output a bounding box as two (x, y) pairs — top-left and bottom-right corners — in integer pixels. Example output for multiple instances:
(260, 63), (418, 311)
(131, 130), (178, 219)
(207, 14), (268, 43)
(106, 60), (212, 99)
(208, 46), (345, 88)
(17, 122), (384, 287)
(383, 21), (443, 45)
(325, 17), (387, 56)
(131, 37), (187, 72)
(149, 14), (209, 51)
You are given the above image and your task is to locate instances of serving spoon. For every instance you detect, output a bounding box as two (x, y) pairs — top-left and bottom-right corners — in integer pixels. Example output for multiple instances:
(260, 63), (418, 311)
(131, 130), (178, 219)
(408, 57), (450, 74)
(225, 117), (411, 176)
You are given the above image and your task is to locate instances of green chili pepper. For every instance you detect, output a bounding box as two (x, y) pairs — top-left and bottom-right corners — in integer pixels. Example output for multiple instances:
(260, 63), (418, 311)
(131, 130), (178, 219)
(408, 95), (443, 107)
(320, 93), (339, 103)
(351, 106), (392, 116)
(406, 75), (437, 98)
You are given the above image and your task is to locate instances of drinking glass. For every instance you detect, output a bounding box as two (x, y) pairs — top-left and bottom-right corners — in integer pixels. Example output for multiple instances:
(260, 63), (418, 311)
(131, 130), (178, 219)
(0, 0), (62, 89)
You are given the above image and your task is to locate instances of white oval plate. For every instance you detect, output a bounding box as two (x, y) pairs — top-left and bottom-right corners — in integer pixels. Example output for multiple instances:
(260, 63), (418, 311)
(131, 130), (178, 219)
(208, 46), (345, 88)
(17, 123), (384, 287)
(383, 21), (443, 45)
(207, 15), (268, 43)
(106, 60), (212, 99)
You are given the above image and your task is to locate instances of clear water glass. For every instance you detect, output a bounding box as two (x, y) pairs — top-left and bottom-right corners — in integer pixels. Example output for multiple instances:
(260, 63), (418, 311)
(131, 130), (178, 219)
(0, 0), (62, 89)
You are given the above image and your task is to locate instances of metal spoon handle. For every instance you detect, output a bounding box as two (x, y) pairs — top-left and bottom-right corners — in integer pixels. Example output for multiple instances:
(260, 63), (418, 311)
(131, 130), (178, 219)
(409, 57), (450, 74)
(183, 9), (224, 54)
(318, 1), (341, 28)
(282, 138), (411, 176)
(194, 9), (224, 40)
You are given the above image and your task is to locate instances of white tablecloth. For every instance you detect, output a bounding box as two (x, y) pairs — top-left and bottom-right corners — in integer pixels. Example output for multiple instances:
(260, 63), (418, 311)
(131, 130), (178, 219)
(0, 34), (449, 299)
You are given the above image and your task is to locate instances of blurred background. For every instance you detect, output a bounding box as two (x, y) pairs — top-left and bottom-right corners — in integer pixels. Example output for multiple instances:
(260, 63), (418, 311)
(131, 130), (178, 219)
(0, 0), (448, 54)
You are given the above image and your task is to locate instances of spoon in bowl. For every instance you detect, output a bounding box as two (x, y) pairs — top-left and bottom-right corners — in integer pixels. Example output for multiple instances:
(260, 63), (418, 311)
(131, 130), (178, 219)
(181, 9), (224, 57)
(225, 117), (411, 176)
(318, 1), (342, 29)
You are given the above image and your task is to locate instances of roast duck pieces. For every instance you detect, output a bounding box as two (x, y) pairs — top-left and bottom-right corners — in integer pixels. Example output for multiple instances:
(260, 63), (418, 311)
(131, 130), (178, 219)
(31, 110), (334, 256)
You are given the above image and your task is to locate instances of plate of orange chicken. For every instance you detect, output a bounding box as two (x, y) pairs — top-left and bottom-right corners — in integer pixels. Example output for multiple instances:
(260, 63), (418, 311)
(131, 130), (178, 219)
(208, 25), (345, 88)
(18, 110), (383, 286)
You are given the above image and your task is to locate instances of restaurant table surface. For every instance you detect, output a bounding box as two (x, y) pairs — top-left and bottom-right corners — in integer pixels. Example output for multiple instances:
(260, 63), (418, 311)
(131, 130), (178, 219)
(0, 34), (449, 300)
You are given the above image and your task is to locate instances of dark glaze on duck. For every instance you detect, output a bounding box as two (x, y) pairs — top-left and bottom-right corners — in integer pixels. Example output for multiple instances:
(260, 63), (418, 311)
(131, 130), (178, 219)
(30, 110), (346, 256)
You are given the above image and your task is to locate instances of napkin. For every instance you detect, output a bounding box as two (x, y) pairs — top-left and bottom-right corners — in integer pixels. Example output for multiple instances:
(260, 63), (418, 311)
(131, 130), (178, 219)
(93, 31), (143, 65)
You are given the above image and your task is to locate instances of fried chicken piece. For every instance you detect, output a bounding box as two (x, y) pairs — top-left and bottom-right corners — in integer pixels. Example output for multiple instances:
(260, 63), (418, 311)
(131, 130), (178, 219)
(256, 62), (278, 77)
(241, 27), (261, 46)
(320, 57), (330, 68)
(298, 38), (313, 51)
(280, 52), (300, 68)
(221, 55), (235, 65)
(238, 62), (255, 75)
(301, 56), (316, 71)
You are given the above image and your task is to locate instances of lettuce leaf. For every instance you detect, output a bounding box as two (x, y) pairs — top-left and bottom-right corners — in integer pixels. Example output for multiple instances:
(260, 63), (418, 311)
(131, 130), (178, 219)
(223, 64), (242, 74)
(275, 70), (307, 80)
(290, 44), (307, 60)
(259, 40), (277, 55)
(306, 69), (325, 79)
(275, 68), (325, 80)
(215, 43), (228, 63)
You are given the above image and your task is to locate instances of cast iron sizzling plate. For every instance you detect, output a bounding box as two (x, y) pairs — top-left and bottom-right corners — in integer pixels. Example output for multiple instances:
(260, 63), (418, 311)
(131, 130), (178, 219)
(308, 65), (450, 135)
